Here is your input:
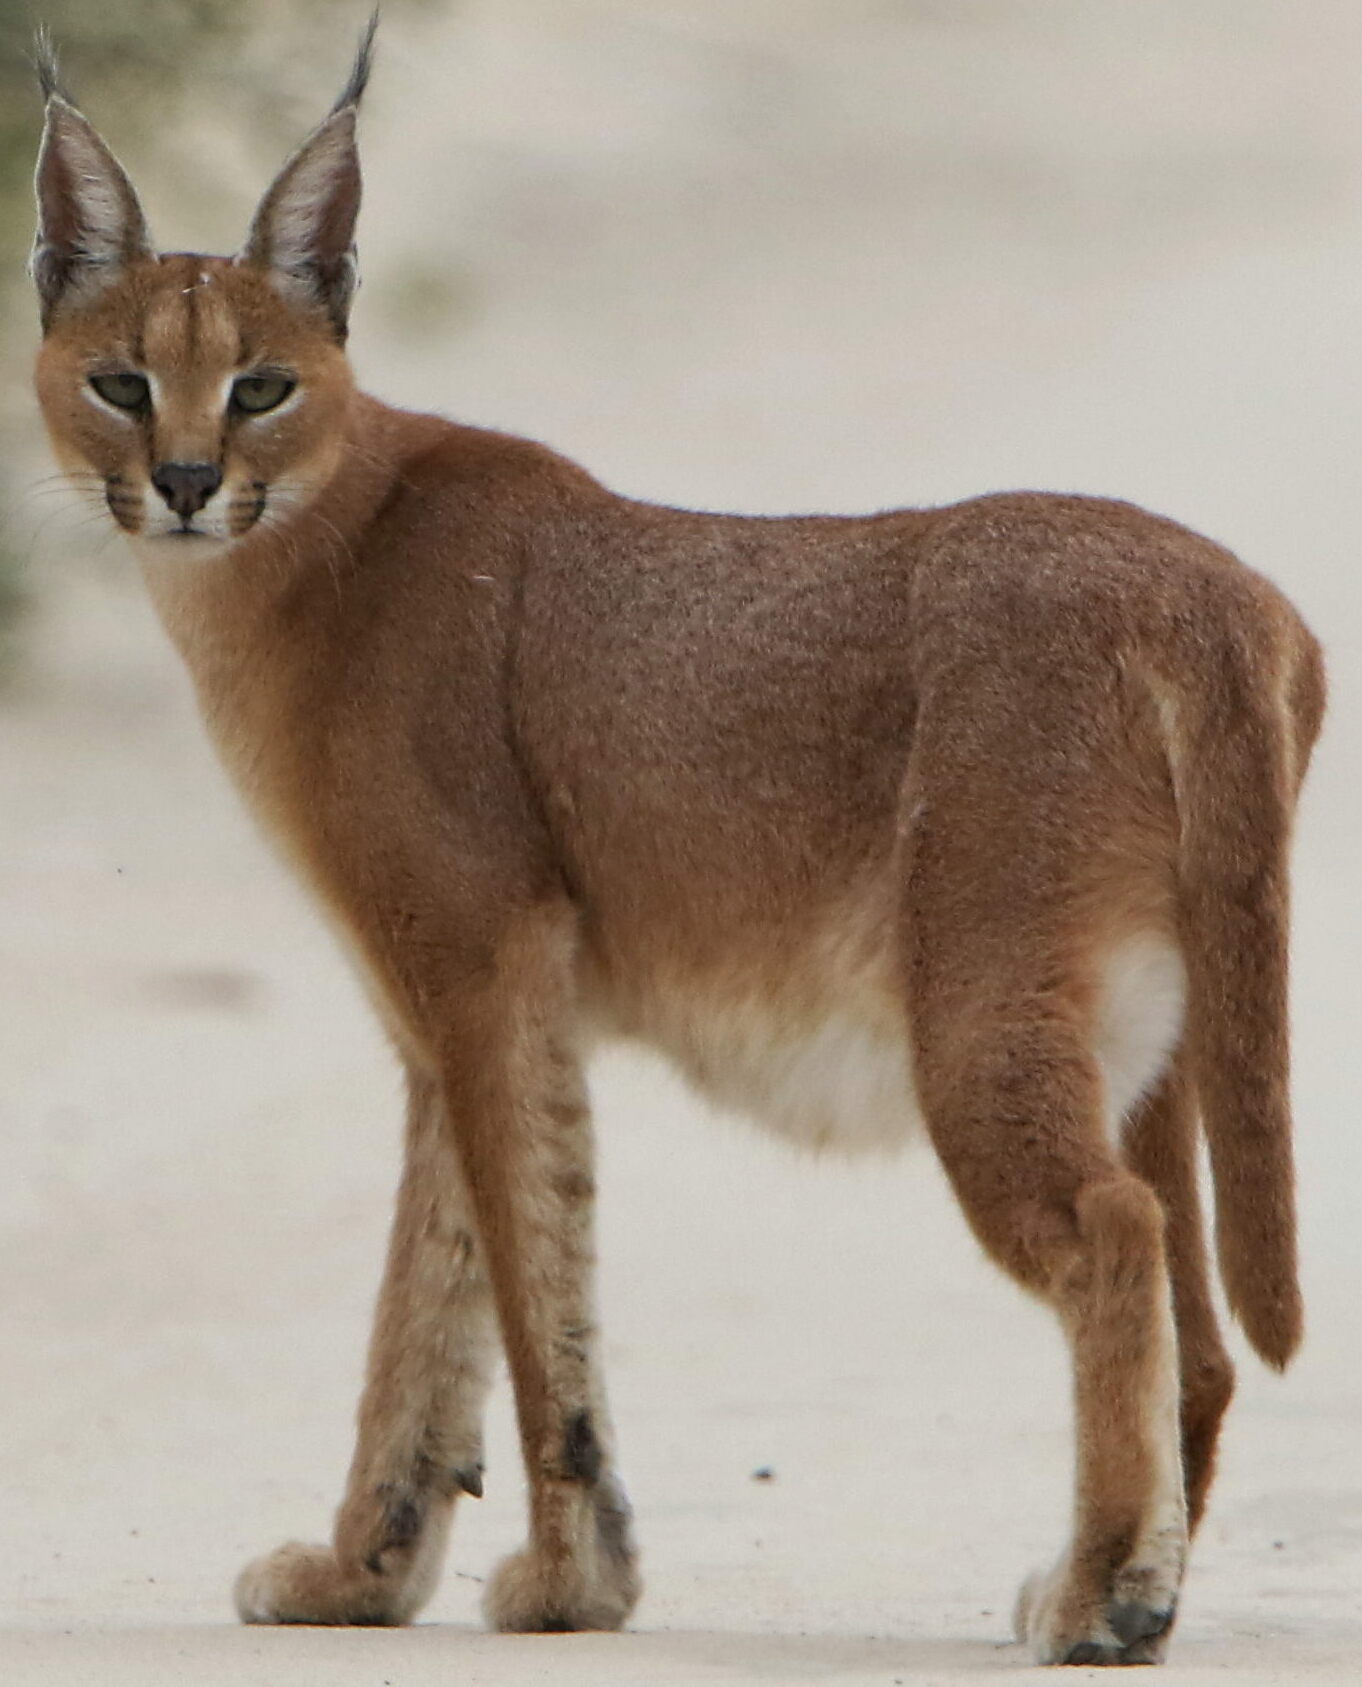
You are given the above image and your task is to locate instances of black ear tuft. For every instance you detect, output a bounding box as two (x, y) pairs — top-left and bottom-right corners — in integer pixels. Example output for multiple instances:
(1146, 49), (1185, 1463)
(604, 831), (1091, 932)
(330, 9), (379, 117)
(237, 14), (379, 340)
(30, 42), (155, 332)
(32, 26), (70, 104)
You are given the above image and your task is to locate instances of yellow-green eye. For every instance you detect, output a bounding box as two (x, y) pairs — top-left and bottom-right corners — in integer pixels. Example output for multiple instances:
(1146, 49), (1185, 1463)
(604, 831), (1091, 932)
(231, 374), (295, 415)
(90, 372), (150, 411)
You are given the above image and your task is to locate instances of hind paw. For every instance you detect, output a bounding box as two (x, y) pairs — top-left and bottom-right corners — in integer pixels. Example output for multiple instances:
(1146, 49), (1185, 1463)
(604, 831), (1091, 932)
(1016, 1551), (1179, 1666)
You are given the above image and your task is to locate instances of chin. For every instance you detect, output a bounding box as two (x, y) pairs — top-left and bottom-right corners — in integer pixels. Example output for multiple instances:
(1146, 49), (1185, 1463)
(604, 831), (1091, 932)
(126, 529), (235, 566)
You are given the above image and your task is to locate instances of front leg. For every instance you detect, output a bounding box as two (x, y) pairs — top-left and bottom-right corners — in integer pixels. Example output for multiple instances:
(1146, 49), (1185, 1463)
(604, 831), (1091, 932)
(444, 903), (640, 1633)
(235, 1067), (497, 1625)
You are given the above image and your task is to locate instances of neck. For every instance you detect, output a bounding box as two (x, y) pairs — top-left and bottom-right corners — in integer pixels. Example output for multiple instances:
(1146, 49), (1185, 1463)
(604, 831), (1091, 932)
(129, 390), (443, 831)
(135, 390), (402, 679)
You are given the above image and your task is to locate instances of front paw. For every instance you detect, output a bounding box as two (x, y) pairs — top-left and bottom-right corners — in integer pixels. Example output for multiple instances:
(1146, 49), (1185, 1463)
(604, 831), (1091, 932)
(1016, 1554), (1177, 1666)
(234, 1540), (415, 1626)
(483, 1544), (639, 1634)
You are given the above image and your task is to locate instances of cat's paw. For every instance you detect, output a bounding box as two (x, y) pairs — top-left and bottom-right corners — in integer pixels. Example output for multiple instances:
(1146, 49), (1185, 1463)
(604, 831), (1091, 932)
(1015, 1549), (1179, 1666)
(234, 1540), (415, 1626)
(482, 1543), (639, 1633)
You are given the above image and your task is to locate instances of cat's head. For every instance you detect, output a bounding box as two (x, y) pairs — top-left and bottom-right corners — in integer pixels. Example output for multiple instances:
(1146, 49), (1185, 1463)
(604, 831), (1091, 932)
(31, 19), (375, 558)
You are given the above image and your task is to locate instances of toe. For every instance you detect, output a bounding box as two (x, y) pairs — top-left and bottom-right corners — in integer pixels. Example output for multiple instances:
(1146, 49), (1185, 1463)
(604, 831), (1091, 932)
(1110, 1598), (1176, 1649)
(233, 1541), (406, 1626)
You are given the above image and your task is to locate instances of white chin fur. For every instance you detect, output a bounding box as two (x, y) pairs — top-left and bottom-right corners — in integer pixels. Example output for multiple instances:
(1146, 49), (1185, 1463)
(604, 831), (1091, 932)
(126, 529), (234, 565)
(125, 484), (238, 548)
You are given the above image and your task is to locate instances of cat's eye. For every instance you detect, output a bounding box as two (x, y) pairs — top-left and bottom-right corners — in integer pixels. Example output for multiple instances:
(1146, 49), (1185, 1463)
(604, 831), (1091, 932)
(89, 372), (150, 411)
(231, 373), (295, 415)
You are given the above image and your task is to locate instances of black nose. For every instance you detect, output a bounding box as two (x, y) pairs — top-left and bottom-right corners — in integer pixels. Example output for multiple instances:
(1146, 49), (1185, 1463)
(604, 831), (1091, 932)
(151, 461), (222, 521)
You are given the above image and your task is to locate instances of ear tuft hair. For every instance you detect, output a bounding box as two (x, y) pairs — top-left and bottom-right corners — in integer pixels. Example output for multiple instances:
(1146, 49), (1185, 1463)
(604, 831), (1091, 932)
(237, 14), (378, 341)
(330, 9), (379, 117)
(30, 40), (155, 331)
(32, 26), (71, 105)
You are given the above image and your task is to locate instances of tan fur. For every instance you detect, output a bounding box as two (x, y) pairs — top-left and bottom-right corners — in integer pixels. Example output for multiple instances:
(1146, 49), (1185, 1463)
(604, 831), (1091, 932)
(31, 34), (1324, 1666)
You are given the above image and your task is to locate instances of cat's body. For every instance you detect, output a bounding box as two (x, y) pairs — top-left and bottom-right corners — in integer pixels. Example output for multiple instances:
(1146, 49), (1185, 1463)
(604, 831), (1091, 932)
(146, 382), (1210, 1166)
(32, 27), (1323, 1667)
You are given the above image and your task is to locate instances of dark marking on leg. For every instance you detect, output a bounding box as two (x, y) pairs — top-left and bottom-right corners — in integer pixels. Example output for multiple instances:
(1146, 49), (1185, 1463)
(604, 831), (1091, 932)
(592, 1476), (635, 1568)
(562, 1409), (602, 1485)
(364, 1484), (427, 1572)
(553, 1167), (595, 1202)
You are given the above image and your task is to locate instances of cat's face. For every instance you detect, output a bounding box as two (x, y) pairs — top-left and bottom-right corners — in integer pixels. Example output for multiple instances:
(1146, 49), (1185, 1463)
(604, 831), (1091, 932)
(35, 253), (355, 558)
(32, 43), (367, 562)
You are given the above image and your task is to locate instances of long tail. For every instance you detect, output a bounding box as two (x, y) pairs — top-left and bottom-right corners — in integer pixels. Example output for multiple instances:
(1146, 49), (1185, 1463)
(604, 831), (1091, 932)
(1157, 610), (1323, 1370)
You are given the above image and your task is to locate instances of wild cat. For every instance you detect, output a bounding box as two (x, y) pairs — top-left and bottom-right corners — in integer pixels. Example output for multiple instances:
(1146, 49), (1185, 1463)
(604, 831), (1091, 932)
(31, 20), (1323, 1667)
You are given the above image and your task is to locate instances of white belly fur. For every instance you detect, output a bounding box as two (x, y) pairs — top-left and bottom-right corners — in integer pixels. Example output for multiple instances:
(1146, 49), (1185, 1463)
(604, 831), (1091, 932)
(661, 992), (927, 1153)
(603, 915), (928, 1153)
(1093, 933), (1187, 1142)
(601, 928), (1184, 1157)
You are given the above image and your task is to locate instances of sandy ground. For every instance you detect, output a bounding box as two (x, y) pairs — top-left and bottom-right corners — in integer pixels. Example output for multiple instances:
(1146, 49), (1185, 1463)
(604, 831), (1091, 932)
(3, 2), (1362, 1681)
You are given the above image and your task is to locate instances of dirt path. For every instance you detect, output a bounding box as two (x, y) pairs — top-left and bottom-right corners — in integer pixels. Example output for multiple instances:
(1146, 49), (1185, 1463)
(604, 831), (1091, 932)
(3, 4), (1360, 1680)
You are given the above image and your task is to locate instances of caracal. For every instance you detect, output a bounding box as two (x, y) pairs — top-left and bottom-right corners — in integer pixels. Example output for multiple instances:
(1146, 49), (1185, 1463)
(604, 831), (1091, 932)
(31, 22), (1323, 1666)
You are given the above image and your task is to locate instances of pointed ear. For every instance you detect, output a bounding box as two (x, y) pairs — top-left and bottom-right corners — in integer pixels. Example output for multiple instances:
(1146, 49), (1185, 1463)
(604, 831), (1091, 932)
(31, 48), (155, 332)
(238, 15), (376, 341)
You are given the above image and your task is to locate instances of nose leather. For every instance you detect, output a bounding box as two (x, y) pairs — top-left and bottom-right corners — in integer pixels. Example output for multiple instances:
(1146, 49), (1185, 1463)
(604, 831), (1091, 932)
(151, 461), (223, 521)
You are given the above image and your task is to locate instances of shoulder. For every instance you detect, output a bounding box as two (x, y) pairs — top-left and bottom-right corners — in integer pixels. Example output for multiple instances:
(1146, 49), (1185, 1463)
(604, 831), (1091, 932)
(351, 392), (607, 518)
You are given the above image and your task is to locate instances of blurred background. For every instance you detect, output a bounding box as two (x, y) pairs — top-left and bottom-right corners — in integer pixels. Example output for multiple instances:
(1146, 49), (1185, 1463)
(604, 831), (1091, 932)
(1, 3), (1360, 1682)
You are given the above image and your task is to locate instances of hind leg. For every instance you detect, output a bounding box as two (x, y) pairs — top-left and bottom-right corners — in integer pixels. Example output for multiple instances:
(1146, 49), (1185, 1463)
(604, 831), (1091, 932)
(1009, 1167), (1187, 1667)
(236, 1066), (497, 1624)
(917, 1004), (1187, 1664)
(903, 824), (1188, 1662)
(1123, 1051), (1234, 1532)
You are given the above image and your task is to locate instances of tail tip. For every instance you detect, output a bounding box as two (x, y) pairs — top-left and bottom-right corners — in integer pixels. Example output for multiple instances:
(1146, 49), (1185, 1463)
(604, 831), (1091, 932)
(1237, 1288), (1303, 1372)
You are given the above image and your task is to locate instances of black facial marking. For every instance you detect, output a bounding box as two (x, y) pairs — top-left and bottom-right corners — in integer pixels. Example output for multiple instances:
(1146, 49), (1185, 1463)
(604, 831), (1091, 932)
(105, 476), (141, 531)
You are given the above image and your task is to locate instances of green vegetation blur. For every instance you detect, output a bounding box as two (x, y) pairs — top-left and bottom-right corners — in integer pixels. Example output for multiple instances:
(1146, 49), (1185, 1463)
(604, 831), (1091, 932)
(0, 0), (431, 670)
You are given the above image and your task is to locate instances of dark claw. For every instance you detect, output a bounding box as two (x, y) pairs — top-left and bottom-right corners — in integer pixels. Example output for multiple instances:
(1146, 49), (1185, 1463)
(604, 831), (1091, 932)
(1110, 1599), (1175, 1647)
(1062, 1640), (1117, 1666)
(455, 1463), (484, 1499)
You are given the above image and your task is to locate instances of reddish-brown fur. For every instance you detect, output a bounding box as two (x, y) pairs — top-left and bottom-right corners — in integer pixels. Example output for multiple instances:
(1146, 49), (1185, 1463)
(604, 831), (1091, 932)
(32, 29), (1323, 1666)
